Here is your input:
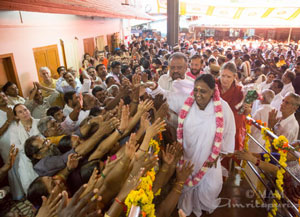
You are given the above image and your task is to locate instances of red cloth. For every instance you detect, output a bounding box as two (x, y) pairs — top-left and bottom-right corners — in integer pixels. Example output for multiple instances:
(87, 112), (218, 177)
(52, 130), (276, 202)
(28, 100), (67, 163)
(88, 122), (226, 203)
(216, 79), (245, 151)
(217, 79), (245, 171)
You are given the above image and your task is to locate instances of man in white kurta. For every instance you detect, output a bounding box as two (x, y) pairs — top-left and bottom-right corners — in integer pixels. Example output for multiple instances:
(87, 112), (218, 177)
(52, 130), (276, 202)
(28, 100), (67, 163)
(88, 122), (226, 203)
(249, 89), (275, 153)
(281, 70), (295, 98)
(151, 82), (236, 217)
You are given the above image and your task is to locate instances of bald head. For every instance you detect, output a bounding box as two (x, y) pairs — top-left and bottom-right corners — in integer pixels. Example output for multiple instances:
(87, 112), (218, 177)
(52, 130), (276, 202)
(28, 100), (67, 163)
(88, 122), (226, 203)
(261, 89), (275, 104)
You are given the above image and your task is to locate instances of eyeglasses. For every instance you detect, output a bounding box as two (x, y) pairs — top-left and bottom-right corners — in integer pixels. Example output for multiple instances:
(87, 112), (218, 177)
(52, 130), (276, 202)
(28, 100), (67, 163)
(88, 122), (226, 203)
(35, 139), (50, 154)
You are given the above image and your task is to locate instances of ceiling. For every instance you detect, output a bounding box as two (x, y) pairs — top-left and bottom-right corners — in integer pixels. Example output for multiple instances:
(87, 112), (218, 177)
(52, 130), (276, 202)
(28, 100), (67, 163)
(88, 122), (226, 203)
(0, 0), (152, 20)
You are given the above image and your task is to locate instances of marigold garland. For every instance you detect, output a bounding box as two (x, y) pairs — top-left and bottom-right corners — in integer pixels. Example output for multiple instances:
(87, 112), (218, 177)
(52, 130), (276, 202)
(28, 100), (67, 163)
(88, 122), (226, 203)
(125, 139), (160, 217)
(253, 121), (270, 204)
(261, 126), (272, 163)
(241, 116), (251, 177)
(268, 135), (289, 217)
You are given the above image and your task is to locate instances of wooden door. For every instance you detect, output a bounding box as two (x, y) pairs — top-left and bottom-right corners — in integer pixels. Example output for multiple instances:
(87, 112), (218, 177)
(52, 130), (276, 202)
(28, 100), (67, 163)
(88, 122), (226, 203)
(33, 45), (60, 80)
(106, 34), (113, 53)
(95, 35), (106, 51)
(0, 53), (23, 96)
(83, 37), (95, 57)
(0, 58), (9, 86)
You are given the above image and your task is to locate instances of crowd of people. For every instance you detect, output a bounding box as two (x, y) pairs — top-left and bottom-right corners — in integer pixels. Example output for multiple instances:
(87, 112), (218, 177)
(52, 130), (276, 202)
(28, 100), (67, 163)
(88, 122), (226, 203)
(0, 35), (299, 217)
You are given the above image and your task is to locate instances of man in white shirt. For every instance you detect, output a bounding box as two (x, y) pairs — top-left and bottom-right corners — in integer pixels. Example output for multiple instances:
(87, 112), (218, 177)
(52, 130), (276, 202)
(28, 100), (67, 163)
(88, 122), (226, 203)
(269, 92), (300, 142)
(157, 52), (189, 91)
(62, 91), (89, 129)
(281, 70), (295, 97)
(156, 52), (193, 128)
(249, 89), (275, 153)
(270, 79), (284, 112)
(25, 82), (60, 119)
(2, 82), (25, 106)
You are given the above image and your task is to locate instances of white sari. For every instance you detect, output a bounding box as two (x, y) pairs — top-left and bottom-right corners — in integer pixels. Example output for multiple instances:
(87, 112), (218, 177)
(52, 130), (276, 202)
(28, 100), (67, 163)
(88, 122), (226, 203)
(178, 100), (236, 217)
(9, 119), (41, 196)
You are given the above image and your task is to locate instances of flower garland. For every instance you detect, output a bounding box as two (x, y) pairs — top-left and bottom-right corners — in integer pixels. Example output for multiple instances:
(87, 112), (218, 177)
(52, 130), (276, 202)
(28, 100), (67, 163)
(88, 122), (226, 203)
(125, 139), (160, 217)
(261, 126), (272, 163)
(241, 116), (251, 174)
(250, 121), (270, 204)
(269, 135), (289, 217)
(177, 85), (224, 187)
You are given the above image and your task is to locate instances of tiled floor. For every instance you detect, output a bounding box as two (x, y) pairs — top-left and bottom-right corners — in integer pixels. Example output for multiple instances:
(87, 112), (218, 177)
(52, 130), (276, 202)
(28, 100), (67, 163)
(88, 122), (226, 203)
(201, 173), (268, 217)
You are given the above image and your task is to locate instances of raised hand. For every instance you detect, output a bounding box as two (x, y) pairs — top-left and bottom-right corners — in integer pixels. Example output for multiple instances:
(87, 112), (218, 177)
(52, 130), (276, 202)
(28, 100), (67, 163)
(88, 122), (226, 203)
(4, 144), (18, 170)
(125, 133), (139, 159)
(172, 141), (183, 164)
(206, 155), (220, 168)
(140, 112), (151, 132)
(155, 102), (169, 120)
(268, 109), (279, 129)
(132, 73), (141, 88)
(6, 107), (14, 123)
(162, 144), (176, 165)
(117, 99), (124, 120)
(67, 153), (82, 171)
(100, 117), (120, 135)
(137, 99), (154, 114)
(119, 105), (130, 132)
(117, 167), (144, 201)
(57, 185), (102, 217)
(176, 161), (194, 183)
(81, 167), (100, 198)
(145, 118), (166, 139)
(130, 153), (159, 177)
(36, 185), (62, 217)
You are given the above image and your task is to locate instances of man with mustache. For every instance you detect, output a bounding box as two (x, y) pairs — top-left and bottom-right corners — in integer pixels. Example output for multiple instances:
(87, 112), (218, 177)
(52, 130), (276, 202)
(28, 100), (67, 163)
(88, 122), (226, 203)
(157, 52), (189, 91)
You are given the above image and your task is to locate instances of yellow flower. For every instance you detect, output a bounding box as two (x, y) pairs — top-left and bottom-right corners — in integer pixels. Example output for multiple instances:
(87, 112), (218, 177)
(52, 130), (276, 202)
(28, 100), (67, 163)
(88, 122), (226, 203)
(125, 139), (160, 216)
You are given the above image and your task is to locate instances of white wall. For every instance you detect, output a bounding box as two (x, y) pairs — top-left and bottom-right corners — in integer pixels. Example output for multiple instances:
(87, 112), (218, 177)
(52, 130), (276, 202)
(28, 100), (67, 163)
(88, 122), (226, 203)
(0, 11), (122, 96)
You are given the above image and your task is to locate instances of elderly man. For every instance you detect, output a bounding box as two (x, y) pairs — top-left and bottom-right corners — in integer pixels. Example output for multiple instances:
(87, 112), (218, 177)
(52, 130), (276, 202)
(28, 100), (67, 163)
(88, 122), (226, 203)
(37, 116), (64, 145)
(24, 114), (121, 177)
(39, 67), (56, 96)
(39, 67), (64, 107)
(269, 92), (300, 142)
(281, 70), (295, 97)
(25, 82), (60, 119)
(249, 89), (275, 153)
(157, 52), (192, 92)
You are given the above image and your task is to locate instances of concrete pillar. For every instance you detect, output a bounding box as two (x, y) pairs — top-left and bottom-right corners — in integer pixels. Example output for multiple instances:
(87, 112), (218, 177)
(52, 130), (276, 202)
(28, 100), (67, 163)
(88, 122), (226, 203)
(167, 0), (179, 46)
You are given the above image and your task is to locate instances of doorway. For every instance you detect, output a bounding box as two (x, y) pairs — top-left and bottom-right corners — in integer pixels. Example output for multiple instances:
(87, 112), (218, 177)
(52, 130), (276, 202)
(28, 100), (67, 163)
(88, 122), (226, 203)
(33, 44), (61, 80)
(83, 37), (95, 57)
(0, 53), (23, 96)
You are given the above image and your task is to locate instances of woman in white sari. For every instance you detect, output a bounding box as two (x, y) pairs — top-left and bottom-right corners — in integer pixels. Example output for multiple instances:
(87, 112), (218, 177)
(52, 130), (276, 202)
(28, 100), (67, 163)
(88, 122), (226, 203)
(150, 74), (236, 216)
(10, 104), (41, 197)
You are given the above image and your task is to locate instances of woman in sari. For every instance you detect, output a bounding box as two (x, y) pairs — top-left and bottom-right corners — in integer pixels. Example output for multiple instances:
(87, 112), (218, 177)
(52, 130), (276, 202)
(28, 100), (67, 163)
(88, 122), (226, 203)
(216, 62), (251, 171)
(150, 74), (236, 216)
(9, 104), (41, 197)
